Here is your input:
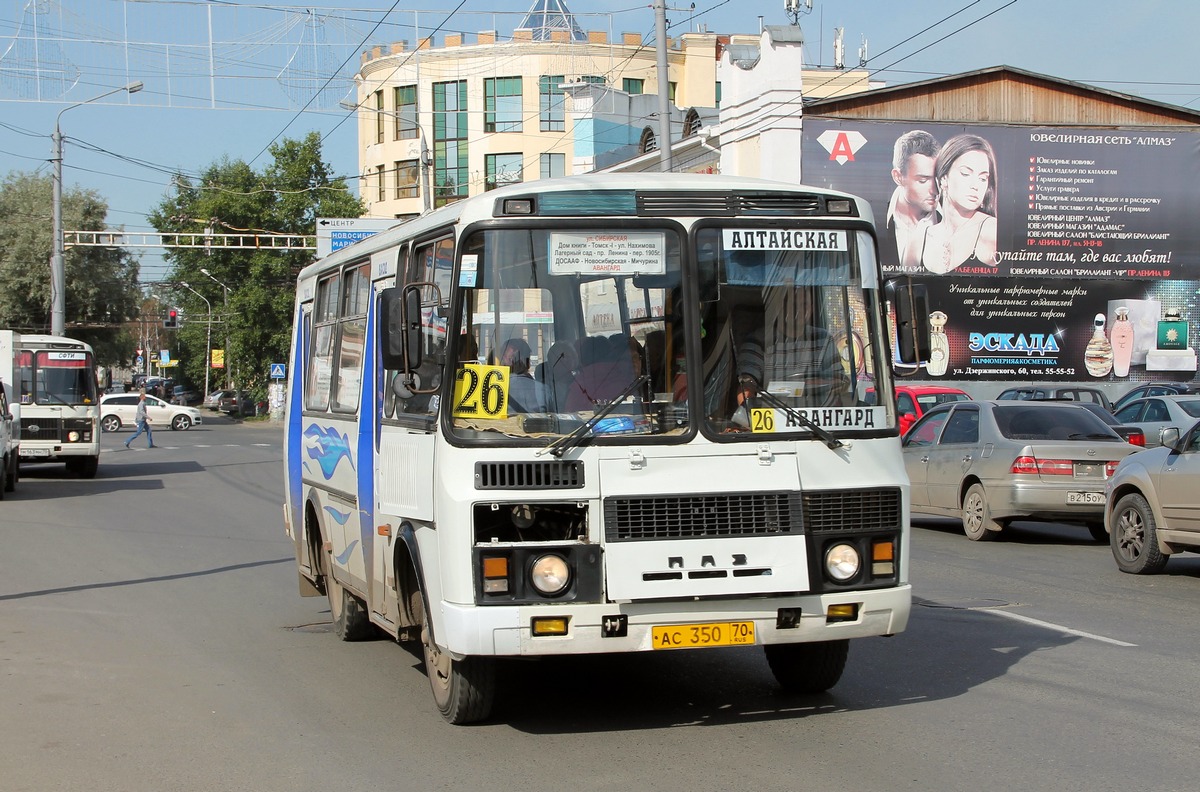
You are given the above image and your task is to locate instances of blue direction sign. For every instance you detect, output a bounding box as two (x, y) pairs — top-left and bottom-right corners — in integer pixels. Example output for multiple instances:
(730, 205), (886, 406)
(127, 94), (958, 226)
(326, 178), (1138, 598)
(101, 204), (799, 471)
(270, 363), (287, 379)
(330, 230), (376, 251)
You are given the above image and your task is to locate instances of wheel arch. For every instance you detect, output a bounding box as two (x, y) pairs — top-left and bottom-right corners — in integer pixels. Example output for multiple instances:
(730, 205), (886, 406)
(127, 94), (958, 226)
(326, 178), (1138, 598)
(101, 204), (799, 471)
(395, 521), (435, 644)
(958, 475), (983, 508)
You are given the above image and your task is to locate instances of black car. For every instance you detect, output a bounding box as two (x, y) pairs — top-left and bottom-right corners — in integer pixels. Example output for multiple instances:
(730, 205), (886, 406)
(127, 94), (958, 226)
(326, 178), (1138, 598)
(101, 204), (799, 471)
(218, 390), (258, 416)
(171, 385), (202, 406)
(1068, 401), (1146, 446)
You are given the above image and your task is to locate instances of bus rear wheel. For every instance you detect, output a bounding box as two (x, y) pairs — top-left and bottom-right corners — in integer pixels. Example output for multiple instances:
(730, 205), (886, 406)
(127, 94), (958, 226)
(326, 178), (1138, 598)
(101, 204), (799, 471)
(418, 596), (495, 724)
(325, 566), (373, 642)
(764, 639), (849, 694)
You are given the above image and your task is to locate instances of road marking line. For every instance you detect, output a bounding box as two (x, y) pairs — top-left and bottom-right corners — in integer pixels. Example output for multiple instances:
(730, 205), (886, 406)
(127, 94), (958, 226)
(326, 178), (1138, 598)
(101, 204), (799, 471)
(982, 607), (1137, 647)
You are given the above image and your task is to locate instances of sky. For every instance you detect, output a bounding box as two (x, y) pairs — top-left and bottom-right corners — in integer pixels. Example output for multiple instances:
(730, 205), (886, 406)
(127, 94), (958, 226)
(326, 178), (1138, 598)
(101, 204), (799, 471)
(2, 0), (1199, 284)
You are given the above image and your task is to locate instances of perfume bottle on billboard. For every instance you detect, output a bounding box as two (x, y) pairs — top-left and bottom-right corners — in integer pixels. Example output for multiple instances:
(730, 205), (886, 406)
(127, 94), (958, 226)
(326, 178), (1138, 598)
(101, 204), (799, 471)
(927, 310), (949, 376)
(1111, 307), (1134, 377)
(1157, 308), (1188, 351)
(1084, 313), (1113, 377)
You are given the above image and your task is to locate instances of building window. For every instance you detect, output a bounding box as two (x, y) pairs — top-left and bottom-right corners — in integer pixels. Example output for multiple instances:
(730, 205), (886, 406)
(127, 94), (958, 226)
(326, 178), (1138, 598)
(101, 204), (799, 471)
(715, 81), (722, 109)
(394, 159), (418, 199)
(622, 78), (644, 95)
(684, 108), (702, 137)
(668, 82), (677, 102)
(376, 164), (386, 201)
(374, 90), (384, 144)
(433, 80), (468, 206)
(539, 75), (565, 132)
(485, 153), (523, 191)
(393, 85), (418, 140)
(485, 77), (522, 133)
(639, 127), (657, 154)
(540, 152), (565, 179)
(581, 75), (605, 86)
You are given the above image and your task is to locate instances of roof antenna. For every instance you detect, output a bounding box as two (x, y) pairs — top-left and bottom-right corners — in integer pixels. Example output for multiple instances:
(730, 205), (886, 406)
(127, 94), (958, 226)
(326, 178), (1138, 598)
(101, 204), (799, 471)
(784, 0), (812, 26)
(833, 26), (845, 69)
(858, 35), (868, 67)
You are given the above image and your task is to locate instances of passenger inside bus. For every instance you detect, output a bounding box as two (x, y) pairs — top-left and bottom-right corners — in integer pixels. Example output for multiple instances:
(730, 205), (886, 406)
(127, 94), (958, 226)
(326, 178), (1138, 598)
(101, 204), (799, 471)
(499, 337), (549, 413)
(565, 334), (639, 411)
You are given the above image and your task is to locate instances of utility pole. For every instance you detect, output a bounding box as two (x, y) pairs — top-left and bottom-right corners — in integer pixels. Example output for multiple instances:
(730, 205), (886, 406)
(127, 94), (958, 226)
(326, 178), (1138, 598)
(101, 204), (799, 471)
(654, 0), (674, 172)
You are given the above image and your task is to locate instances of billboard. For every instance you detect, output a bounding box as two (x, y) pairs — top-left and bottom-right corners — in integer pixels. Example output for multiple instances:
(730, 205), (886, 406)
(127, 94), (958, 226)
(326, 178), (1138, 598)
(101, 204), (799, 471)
(802, 119), (1200, 384)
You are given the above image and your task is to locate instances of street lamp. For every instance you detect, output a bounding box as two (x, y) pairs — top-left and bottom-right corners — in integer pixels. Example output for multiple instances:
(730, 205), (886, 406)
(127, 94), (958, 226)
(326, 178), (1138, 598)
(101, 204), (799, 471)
(51, 80), (143, 336)
(339, 98), (432, 212)
(178, 281), (212, 402)
(199, 267), (232, 388)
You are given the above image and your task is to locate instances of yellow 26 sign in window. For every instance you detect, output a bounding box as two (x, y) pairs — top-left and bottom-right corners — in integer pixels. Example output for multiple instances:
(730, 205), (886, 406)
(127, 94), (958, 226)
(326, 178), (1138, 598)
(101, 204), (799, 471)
(452, 363), (511, 419)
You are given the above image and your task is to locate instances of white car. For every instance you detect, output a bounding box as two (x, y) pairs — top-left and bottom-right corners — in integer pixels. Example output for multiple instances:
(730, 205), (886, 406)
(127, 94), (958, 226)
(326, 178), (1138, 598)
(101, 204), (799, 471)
(100, 393), (203, 432)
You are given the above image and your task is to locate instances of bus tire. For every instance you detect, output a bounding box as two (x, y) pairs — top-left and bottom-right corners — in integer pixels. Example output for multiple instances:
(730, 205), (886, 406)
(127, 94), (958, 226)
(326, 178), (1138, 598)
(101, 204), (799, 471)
(418, 596), (495, 724)
(764, 639), (849, 694)
(0, 456), (6, 499)
(68, 455), (99, 479)
(3, 453), (15, 493)
(326, 568), (373, 641)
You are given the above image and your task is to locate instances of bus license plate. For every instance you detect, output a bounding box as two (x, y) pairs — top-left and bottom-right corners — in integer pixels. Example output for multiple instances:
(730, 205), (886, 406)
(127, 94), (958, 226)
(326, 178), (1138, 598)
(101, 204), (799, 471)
(1067, 491), (1105, 504)
(652, 621), (755, 650)
(21, 448), (50, 457)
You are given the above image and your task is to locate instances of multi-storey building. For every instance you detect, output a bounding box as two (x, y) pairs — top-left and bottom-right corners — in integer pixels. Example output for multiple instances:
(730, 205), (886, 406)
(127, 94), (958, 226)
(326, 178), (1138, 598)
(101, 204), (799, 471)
(346, 1), (873, 218)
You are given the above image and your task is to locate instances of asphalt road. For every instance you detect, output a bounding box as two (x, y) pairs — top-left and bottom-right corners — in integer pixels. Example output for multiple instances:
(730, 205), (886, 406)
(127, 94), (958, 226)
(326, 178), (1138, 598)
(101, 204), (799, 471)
(3, 417), (1198, 792)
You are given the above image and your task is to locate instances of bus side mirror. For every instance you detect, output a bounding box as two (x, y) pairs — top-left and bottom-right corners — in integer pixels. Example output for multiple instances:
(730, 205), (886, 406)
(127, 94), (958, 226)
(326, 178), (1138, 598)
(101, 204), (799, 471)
(379, 287), (422, 372)
(890, 281), (931, 366)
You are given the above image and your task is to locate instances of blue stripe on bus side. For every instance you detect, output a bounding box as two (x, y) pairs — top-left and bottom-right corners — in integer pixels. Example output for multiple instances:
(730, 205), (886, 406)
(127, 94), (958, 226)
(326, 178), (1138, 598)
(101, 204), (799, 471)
(356, 291), (378, 575)
(286, 305), (307, 539)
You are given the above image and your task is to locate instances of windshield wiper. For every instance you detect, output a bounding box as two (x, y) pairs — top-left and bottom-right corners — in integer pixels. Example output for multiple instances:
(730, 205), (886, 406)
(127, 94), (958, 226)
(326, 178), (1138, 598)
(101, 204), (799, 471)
(752, 389), (845, 449)
(539, 374), (648, 458)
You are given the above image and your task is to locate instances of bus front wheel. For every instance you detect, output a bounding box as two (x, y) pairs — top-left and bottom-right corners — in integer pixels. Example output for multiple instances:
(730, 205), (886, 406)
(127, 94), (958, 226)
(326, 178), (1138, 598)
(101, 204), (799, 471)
(764, 639), (849, 694)
(418, 596), (495, 724)
(67, 455), (99, 479)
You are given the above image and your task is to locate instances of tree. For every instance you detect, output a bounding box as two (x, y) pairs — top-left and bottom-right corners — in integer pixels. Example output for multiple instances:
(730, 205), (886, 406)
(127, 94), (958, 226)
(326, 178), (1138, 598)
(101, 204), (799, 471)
(0, 172), (141, 363)
(148, 133), (362, 399)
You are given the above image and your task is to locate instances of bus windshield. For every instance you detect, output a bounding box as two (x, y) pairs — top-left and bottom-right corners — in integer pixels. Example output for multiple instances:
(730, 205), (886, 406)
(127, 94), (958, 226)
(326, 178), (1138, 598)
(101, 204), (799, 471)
(436, 223), (886, 443)
(18, 350), (99, 406)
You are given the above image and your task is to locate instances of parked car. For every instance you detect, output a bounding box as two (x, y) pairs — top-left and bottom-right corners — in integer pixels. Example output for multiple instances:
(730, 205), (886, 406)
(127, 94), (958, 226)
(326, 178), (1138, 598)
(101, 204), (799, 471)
(1, 382), (17, 496)
(203, 389), (234, 411)
(171, 385), (201, 406)
(895, 385), (971, 436)
(100, 393), (203, 432)
(218, 390), (256, 416)
(996, 386), (1051, 401)
(1050, 386), (1113, 412)
(903, 400), (1140, 541)
(1105, 419), (1200, 574)
(1112, 382), (1194, 412)
(998, 386), (1111, 411)
(1112, 395), (1200, 447)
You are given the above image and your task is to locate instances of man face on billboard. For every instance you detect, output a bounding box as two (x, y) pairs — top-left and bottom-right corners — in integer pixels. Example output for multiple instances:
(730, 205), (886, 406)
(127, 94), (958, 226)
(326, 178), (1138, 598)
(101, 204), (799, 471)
(893, 153), (937, 217)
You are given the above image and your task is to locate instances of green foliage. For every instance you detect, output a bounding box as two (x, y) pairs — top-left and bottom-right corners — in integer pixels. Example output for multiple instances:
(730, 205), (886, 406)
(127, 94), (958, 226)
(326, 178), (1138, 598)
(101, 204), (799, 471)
(0, 171), (141, 363)
(148, 133), (362, 396)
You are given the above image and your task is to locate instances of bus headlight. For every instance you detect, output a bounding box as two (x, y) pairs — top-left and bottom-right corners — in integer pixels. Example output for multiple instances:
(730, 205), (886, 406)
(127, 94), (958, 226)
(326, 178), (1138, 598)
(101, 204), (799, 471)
(68, 431), (80, 442)
(530, 554), (571, 596)
(825, 543), (861, 582)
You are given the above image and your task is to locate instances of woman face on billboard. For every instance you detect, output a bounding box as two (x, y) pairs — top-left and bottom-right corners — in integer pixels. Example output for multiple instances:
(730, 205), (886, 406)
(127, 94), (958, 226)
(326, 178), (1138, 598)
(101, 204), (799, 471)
(941, 148), (992, 215)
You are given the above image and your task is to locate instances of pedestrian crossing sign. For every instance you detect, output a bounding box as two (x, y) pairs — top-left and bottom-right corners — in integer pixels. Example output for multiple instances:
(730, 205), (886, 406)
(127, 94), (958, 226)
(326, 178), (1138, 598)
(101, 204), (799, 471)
(270, 363), (286, 379)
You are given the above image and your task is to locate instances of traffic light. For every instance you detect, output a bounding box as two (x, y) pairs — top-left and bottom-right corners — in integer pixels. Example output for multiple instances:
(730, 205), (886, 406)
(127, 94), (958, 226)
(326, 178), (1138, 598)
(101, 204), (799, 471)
(164, 308), (179, 329)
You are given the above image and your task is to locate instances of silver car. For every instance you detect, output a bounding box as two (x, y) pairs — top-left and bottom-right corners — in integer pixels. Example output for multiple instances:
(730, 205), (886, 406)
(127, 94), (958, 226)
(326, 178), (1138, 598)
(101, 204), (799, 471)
(1105, 419), (1200, 574)
(903, 400), (1140, 541)
(1112, 395), (1200, 447)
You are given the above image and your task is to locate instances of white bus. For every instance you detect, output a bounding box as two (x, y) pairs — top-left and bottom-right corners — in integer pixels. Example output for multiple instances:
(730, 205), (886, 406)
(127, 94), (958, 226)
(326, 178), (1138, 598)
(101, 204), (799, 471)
(284, 174), (926, 723)
(15, 334), (101, 478)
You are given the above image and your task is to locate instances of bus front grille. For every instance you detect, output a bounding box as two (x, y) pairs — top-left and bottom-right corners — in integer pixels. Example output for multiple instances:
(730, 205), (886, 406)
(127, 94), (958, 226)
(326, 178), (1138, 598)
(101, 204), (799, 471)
(605, 492), (801, 540)
(803, 488), (903, 533)
(22, 418), (63, 441)
(475, 460), (585, 490)
(605, 488), (903, 541)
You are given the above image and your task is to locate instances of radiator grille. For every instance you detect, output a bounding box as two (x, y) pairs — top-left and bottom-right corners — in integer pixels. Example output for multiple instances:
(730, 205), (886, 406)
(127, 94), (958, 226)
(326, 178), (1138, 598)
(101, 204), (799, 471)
(605, 492), (801, 540)
(803, 488), (902, 533)
(22, 418), (63, 441)
(474, 460), (584, 490)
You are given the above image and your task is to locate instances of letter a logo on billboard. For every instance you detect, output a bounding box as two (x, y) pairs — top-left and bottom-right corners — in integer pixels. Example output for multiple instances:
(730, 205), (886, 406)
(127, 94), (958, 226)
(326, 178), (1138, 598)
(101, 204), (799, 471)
(817, 130), (867, 164)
